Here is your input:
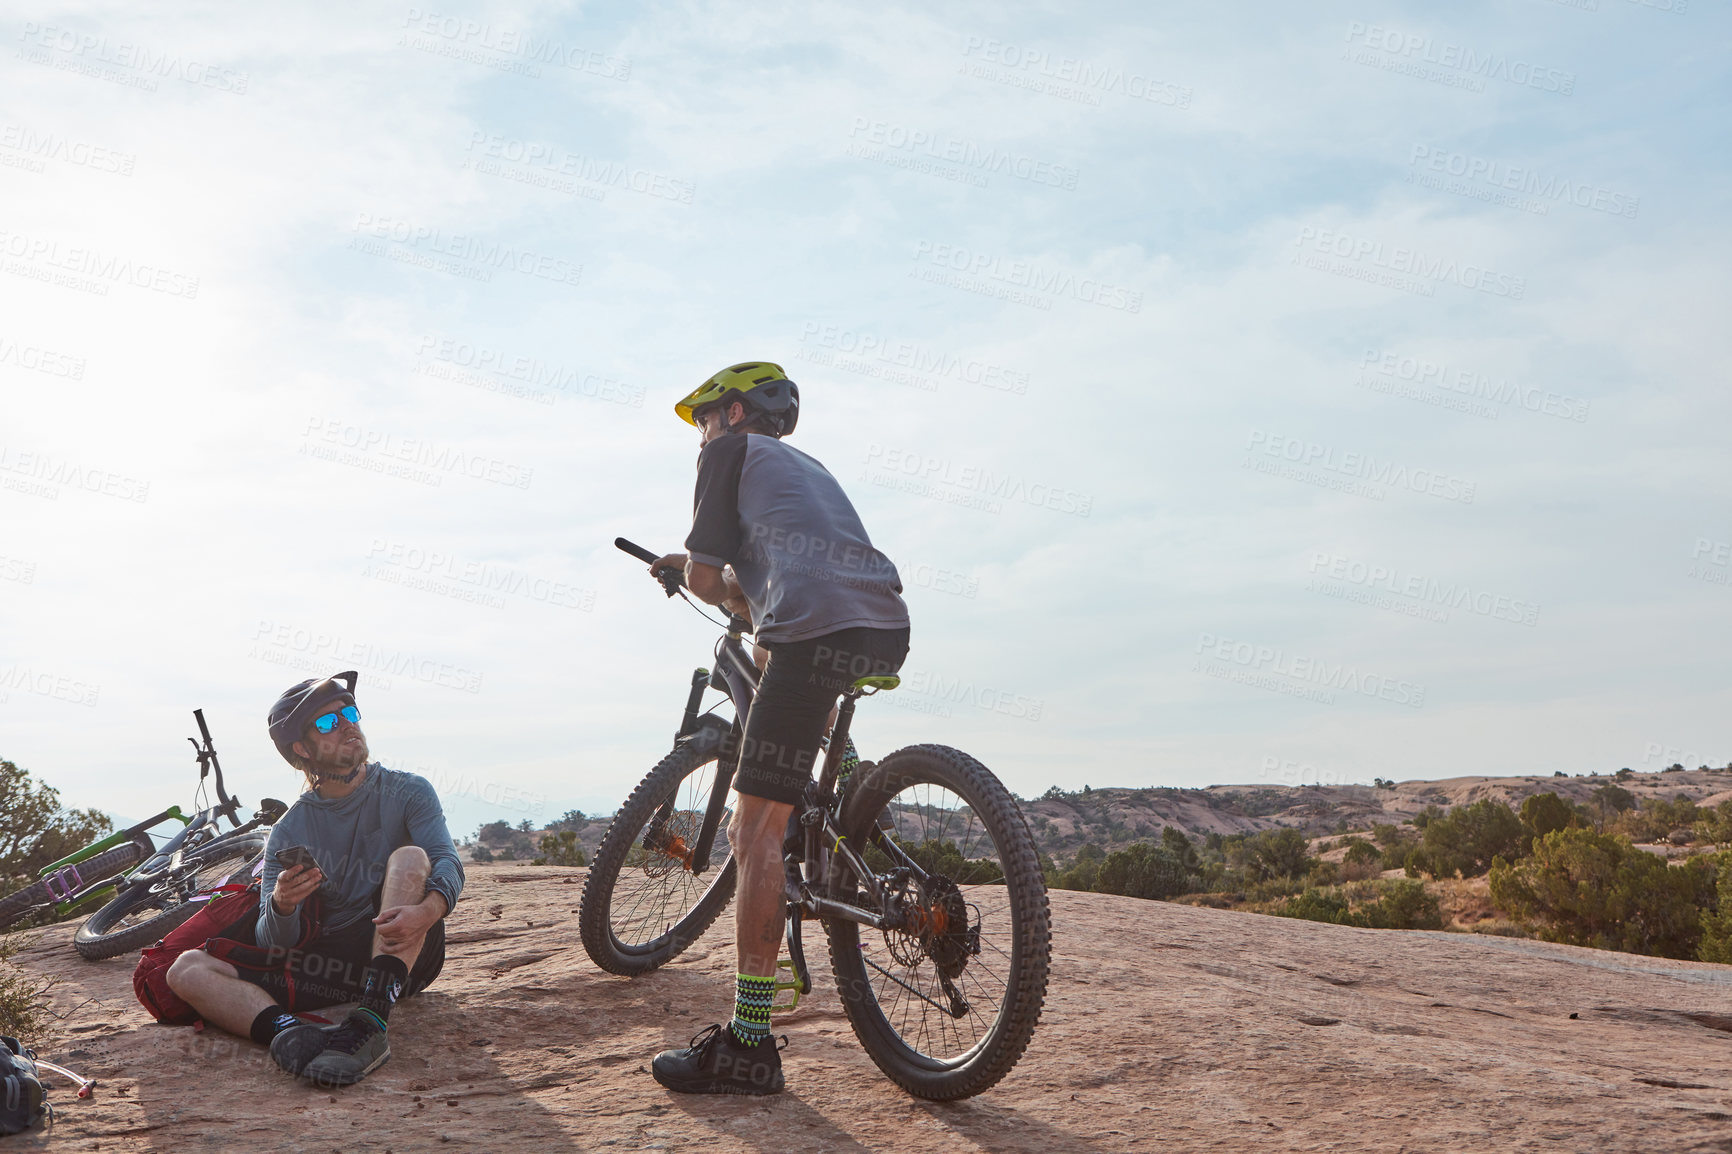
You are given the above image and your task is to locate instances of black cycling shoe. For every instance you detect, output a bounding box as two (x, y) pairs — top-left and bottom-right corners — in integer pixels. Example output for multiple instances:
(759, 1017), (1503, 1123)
(651, 1024), (786, 1095)
(269, 1022), (335, 1077)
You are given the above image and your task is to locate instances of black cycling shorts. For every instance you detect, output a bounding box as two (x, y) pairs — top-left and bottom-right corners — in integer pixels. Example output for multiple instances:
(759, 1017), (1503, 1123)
(236, 905), (446, 1011)
(732, 625), (910, 807)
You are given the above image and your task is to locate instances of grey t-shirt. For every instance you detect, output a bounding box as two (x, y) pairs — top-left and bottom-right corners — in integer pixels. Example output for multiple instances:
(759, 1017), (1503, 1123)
(685, 433), (909, 644)
(257, 764), (464, 950)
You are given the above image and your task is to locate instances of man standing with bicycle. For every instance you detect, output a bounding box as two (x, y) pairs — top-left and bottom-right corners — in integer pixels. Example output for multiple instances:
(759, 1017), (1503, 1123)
(165, 672), (463, 1087)
(648, 362), (910, 1095)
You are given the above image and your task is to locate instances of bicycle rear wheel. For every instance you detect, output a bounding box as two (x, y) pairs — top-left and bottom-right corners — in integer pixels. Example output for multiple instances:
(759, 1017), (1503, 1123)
(74, 831), (267, 960)
(825, 744), (1051, 1100)
(0, 837), (150, 932)
(579, 723), (737, 975)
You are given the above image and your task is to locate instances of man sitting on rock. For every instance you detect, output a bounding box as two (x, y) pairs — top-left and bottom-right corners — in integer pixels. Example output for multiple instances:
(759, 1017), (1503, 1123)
(166, 671), (463, 1086)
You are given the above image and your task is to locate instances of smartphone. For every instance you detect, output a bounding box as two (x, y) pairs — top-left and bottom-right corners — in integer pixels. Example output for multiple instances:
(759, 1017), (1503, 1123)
(275, 845), (319, 872)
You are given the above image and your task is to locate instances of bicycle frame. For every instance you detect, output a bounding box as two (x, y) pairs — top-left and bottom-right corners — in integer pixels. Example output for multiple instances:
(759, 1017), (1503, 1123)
(665, 615), (935, 1003)
(29, 707), (252, 918)
(32, 807), (192, 917)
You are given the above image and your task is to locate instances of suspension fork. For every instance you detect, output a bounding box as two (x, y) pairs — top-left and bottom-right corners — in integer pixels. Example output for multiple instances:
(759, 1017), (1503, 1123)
(645, 668), (715, 846)
(688, 640), (757, 874)
(686, 720), (740, 875)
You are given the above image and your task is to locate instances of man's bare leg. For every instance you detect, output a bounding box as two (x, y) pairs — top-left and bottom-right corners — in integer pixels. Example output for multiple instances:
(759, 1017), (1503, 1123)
(731, 794), (794, 977)
(372, 845), (431, 968)
(166, 950), (277, 1037)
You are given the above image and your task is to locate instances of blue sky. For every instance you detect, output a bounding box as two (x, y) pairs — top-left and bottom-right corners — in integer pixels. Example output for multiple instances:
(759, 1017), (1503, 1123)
(2, 0), (1728, 837)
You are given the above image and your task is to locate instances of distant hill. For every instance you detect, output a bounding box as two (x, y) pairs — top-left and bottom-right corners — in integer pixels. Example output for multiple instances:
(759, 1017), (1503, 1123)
(464, 765), (1732, 868)
(1021, 767), (1732, 860)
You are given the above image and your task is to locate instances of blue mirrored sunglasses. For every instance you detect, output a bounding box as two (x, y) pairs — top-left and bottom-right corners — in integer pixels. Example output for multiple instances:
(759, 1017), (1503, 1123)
(311, 704), (360, 734)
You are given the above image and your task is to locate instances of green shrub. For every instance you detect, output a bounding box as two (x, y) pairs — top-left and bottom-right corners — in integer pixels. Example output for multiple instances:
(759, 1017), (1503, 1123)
(1307, 860), (1341, 887)
(1365, 879), (1443, 930)
(1519, 792), (1577, 838)
(1371, 822), (1410, 849)
(1591, 783), (1637, 822)
(1415, 799), (1529, 879)
(0, 932), (49, 1038)
(1275, 888), (1355, 925)
(1343, 839), (1381, 866)
(1050, 843), (1105, 891)
(1093, 842), (1189, 900)
(532, 830), (587, 867)
(1489, 828), (1714, 959)
(1696, 851), (1732, 963)
(1239, 828), (1312, 882)
(1269, 879), (1441, 930)
(1695, 800), (1732, 846)
(1161, 826), (1201, 873)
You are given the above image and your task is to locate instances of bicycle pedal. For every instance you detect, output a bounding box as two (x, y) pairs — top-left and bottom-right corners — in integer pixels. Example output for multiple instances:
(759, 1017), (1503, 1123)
(771, 958), (805, 1013)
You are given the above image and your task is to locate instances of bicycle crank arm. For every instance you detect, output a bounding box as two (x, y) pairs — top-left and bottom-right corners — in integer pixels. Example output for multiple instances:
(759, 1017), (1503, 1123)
(781, 906), (812, 998)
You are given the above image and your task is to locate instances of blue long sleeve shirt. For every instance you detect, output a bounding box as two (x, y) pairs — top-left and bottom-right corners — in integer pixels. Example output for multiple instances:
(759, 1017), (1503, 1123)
(257, 764), (464, 950)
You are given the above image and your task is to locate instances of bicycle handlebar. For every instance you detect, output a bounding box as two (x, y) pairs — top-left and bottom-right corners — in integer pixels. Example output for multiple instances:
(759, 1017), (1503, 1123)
(616, 536), (685, 597)
(190, 708), (242, 828)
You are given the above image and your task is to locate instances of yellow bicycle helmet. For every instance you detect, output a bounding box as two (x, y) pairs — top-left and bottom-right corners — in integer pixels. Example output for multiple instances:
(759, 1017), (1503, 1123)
(674, 361), (800, 436)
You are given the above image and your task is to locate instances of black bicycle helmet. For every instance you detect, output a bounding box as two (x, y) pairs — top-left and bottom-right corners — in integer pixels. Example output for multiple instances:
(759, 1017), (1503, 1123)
(267, 671), (357, 765)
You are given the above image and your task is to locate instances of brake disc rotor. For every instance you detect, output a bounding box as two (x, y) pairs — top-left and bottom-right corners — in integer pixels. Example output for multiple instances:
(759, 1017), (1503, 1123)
(885, 874), (972, 977)
(640, 811), (699, 879)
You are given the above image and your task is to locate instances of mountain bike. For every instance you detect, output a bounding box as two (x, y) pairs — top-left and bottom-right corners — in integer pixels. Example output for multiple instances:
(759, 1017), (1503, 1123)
(70, 709), (284, 960)
(578, 538), (1050, 1101)
(0, 709), (283, 958)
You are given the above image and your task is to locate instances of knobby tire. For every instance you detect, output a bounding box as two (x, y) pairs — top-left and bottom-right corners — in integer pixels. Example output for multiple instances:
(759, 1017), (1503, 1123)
(825, 744), (1051, 1100)
(579, 725), (738, 976)
(0, 838), (150, 932)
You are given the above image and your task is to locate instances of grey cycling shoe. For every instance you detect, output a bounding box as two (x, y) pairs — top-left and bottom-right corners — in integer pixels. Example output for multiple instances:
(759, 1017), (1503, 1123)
(299, 1010), (391, 1087)
(269, 1023), (335, 1077)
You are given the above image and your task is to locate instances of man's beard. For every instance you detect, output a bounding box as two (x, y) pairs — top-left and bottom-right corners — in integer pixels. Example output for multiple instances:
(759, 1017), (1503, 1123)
(309, 734), (369, 782)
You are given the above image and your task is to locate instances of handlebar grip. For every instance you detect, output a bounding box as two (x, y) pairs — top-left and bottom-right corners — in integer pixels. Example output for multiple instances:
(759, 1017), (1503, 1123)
(615, 537), (661, 565)
(618, 537), (685, 597)
(194, 708), (213, 744)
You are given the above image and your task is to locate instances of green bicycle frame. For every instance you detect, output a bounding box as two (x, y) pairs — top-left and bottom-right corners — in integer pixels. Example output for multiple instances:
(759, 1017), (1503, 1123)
(36, 805), (190, 917)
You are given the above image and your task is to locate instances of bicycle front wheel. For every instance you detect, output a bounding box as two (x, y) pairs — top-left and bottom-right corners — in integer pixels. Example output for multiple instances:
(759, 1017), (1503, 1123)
(579, 724), (737, 976)
(74, 832), (267, 960)
(825, 744), (1051, 1101)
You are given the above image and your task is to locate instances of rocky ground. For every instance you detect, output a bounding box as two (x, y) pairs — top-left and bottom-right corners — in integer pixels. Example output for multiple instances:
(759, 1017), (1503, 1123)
(11, 864), (1732, 1153)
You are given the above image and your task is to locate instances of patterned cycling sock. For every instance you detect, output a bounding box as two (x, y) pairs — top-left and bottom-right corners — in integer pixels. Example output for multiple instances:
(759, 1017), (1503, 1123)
(359, 955), (410, 1025)
(249, 1005), (301, 1045)
(838, 736), (860, 780)
(730, 973), (776, 1047)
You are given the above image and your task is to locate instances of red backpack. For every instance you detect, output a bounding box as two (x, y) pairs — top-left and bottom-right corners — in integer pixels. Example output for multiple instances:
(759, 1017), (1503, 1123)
(132, 883), (321, 1025)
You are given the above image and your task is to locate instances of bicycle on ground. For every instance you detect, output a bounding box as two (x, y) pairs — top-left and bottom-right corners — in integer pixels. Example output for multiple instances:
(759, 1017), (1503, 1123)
(577, 538), (1050, 1101)
(0, 709), (284, 960)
